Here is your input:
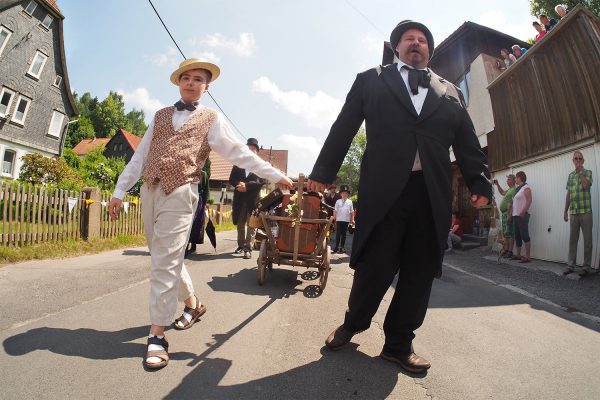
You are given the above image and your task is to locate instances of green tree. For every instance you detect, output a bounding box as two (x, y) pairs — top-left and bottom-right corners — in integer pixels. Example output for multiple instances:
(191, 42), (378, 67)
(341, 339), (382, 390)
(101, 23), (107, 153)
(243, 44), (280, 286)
(92, 91), (128, 138)
(65, 116), (95, 148)
(77, 147), (125, 191)
(336, 128), (366, 194)
(19, 153), (83, 190)
(529, 1), (599, 18)
(124, 109), (148, 136)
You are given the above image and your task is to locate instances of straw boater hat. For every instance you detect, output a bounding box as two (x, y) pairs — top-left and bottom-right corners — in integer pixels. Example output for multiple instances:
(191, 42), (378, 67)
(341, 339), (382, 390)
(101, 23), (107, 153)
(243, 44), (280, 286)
(170, 58), (221, 85)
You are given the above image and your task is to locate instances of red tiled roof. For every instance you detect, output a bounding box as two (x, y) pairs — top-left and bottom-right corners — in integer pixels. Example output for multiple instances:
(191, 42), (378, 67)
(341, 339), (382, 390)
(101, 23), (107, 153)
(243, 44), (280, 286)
(208, 149), (288, 182)
(118, 128), (142, 151)
(40, 0), (62, 17)
(72, 137), (110, 156)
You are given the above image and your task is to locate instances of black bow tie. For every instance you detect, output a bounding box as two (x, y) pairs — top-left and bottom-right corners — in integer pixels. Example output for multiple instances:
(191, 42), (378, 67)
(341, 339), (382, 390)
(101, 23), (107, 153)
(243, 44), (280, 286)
(174, 100), (198, 111)
(402, 66), (431, 95)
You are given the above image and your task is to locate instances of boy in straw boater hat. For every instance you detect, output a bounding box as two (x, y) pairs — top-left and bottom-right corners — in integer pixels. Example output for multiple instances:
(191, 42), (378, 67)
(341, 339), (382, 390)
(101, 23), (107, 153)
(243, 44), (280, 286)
(108, 58), (293, 369)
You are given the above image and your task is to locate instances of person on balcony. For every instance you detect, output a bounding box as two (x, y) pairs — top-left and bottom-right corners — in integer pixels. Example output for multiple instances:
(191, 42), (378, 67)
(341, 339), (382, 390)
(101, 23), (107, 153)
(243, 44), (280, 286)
(533, 21), (547, 42)
(539, 15), (557, 31)
(511, 45), (528, 60)
(497, 49), (517, 70)
(555, 4), (568, 19)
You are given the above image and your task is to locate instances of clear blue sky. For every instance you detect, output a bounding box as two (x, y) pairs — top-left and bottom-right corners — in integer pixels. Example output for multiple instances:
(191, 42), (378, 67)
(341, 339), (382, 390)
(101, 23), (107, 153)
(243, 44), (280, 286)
(59, 0), (535, 176)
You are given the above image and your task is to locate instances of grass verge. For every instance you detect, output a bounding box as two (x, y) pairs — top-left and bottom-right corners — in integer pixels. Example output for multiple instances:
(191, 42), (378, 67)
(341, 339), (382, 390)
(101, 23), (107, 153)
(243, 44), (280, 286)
(0, 224), (235, 266)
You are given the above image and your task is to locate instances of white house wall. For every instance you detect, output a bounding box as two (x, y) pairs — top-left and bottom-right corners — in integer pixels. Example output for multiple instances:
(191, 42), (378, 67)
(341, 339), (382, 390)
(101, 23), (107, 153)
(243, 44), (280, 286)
(0, 139), (53, 180)
(492, 144), (599, 268)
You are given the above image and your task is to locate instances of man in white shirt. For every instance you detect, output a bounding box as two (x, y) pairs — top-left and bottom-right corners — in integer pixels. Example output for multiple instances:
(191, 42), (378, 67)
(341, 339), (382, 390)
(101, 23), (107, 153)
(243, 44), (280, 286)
(333, 185), (354, 253)
(108, 58), (292, 370)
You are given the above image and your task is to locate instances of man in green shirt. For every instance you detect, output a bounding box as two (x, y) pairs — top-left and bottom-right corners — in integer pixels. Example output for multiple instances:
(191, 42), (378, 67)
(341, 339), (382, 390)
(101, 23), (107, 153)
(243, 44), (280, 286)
(563, 151), (593, 276)
(494, 174), (517, 258)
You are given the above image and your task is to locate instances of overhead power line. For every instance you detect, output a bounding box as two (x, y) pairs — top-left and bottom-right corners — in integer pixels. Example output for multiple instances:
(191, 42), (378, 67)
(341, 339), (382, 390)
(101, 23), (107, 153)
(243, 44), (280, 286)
(343, 0), (387, 39)
(147, 0), (247, 140)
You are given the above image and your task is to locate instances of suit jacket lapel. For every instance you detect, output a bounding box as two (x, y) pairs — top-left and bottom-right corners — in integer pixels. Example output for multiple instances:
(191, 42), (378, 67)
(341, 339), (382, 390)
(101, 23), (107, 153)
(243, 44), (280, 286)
(380, 64), (418, 118)
(418, 71), (447, 122)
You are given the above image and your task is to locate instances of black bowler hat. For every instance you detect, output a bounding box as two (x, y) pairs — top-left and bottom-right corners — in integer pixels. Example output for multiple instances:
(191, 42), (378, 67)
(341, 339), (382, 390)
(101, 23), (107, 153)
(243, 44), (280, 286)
(390, 20), (435, 60)
(339, 185), (350, 194)
(246, 138), (259, 151)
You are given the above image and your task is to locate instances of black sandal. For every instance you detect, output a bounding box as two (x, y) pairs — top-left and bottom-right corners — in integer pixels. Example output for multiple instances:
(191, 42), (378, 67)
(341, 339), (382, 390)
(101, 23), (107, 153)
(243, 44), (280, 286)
(173, 298), (206, 330)
(144, 336), (169, 369)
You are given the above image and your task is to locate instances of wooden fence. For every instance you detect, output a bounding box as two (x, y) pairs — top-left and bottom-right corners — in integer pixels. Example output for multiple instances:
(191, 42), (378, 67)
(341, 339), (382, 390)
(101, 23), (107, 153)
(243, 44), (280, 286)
(0, 182), (235, 246)
(99, 192), (144, 238)
(0, 182), (85, 246)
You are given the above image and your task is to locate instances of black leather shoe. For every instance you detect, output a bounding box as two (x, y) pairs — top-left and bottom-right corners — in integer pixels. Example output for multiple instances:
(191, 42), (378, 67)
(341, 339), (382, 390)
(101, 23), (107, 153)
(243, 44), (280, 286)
(325, 325), (355, 350)
(380, 349), (431, 373)
(234, 247), (243, 254)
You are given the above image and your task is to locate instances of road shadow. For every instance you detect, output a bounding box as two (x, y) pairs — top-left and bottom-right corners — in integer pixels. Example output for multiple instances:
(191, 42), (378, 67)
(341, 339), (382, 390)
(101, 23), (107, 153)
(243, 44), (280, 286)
(165, 345), (405, 400)
(2, 325), (194, 361)
(122, 249), (150, 257)
(208, 267), (303, 299)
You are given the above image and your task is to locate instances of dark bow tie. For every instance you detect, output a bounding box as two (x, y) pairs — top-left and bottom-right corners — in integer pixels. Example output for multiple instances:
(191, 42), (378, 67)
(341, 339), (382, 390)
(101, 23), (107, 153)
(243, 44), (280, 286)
(402, 66), (431, 95)
(174, 100), (198, 111)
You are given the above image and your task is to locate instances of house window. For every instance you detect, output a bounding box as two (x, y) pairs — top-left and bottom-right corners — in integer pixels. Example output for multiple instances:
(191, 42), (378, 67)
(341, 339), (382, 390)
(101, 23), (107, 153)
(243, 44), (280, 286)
(48, 110), (64, 138)
(0, 87), (15, 117)
(24, 1), (37, 15)
(118, 143), (123, 151)
(2, 150), (16, 175)
(457, 69), (471, 107)
(41, 14), (53, 29)
(11, 95), (32, 125)
(27, 51), (48, 79)
(53, 75), (62, 87)
(0, 25), (12, 57)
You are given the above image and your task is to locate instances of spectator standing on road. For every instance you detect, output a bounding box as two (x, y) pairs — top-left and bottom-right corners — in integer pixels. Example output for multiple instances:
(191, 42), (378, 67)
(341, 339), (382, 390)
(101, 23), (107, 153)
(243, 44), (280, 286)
(333, 185), (354, 254)
(446, 211), (463, 252)
(230, 138), (266, 259)
(511, 171), (532, 263)
(324, 184), (341, 218)
(108, 59), (292, 370)
(563, 151), (593, 277)
(494, 174), (517, 258)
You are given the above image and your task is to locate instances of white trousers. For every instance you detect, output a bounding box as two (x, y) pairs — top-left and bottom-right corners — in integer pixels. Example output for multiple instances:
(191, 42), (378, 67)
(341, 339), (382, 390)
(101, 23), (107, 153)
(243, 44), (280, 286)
(141, 183), (199, 326)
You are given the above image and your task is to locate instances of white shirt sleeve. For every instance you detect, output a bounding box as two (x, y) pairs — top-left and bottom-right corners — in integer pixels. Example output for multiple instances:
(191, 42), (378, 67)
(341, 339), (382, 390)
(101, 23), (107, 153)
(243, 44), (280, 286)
(112, 119), (154, 200)
(208, 112), (286, 183)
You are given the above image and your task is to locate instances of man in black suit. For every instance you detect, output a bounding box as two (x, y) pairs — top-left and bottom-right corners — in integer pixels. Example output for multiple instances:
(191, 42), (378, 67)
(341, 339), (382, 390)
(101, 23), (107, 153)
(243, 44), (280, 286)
(230, 138), (266, 259)
(308, 20), (491, 373)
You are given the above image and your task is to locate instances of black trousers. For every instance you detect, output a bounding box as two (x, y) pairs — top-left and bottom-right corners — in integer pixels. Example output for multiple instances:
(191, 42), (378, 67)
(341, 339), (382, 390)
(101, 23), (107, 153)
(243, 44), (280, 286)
(335, 221), (349, 249)
(343, 172), (439, 354)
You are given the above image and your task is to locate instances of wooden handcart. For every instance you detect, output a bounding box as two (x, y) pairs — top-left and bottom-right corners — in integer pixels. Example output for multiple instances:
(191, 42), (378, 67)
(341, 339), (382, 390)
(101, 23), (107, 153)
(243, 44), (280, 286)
(255, 174), (333, 291)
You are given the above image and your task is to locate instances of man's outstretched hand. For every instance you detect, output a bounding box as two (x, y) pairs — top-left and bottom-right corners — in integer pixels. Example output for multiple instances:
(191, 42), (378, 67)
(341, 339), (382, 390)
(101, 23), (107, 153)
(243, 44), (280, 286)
(278, 176), (294, 190)
(471, 194), (489, 208)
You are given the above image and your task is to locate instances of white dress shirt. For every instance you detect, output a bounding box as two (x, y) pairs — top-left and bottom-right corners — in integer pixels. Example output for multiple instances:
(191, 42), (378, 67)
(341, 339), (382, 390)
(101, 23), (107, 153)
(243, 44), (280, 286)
(397, 61), (429, 171)
(334, 198), (354, 222)
(112, 104), (285, 200)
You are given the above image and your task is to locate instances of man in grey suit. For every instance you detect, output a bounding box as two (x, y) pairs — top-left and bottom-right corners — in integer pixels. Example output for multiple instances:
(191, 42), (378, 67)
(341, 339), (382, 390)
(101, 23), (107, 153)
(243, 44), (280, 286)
(308, 20), (492, 373)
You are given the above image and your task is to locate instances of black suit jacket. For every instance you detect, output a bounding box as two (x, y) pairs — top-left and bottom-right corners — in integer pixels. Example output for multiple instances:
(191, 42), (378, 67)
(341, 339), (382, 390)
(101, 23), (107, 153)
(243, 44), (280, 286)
(309, 63), (492, 269)
(229, 165), (264, 224)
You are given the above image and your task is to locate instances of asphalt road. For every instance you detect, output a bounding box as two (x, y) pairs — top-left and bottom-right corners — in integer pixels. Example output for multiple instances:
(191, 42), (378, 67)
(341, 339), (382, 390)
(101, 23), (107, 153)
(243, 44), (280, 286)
(0, 230), (598, 399)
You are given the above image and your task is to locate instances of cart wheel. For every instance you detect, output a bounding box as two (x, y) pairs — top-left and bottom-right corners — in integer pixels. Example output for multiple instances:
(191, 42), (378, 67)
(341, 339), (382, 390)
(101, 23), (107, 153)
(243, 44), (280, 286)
(319, 244), (331, 290)
(257, 240), (268, 285)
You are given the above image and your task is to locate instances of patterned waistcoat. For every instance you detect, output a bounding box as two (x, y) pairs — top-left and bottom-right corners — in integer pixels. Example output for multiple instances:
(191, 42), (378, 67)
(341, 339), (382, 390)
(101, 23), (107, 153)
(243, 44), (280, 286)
(143, 106), (215, 194)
